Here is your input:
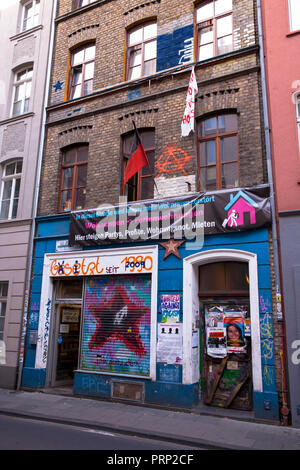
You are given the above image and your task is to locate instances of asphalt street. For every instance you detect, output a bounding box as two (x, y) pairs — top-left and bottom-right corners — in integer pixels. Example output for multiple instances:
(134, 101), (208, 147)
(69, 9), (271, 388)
(0, 414), (202, 451)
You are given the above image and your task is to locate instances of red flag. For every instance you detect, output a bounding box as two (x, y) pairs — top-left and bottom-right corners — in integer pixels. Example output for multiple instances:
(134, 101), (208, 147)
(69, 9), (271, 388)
(124, 125), (149, 185)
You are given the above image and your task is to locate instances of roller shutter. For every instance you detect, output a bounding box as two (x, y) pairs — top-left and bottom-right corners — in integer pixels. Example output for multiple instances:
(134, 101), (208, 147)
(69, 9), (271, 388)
(80, 274), (151, 377)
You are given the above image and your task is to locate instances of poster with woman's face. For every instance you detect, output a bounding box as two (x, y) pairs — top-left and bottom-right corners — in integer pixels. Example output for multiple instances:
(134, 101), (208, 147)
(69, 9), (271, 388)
(223, 313), (246, 353)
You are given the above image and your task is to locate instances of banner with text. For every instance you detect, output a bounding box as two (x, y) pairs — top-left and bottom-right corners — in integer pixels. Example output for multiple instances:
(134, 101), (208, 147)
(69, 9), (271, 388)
(69, 185), (271, 247)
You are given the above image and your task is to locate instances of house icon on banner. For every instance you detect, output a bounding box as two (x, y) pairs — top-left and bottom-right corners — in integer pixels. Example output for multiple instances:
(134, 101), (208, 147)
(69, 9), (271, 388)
(223, 190), (258, 228)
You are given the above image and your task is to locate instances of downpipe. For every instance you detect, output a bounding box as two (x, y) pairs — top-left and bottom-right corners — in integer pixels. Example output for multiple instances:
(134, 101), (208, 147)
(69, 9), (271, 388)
(256, 0), (290, 424)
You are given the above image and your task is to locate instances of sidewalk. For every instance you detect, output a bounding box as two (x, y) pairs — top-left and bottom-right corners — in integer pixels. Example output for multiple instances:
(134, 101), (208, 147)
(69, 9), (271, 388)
(0, 388), (300, 450)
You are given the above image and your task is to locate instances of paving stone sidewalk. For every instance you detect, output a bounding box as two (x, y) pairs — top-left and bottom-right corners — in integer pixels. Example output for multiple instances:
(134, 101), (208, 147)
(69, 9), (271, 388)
(0, 388), (299, 450)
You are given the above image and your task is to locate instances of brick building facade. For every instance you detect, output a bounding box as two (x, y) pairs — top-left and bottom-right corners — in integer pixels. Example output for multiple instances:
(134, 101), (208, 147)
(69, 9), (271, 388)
(21, 0), (285, 423)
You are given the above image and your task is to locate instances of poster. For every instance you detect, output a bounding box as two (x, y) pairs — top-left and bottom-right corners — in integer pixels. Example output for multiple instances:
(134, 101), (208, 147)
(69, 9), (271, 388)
(161, 294), (180, 323)
(157, 323), (182, 364)
(205, 306), (247, 357)
(224, 313), (246, 354)
(206, 327), (227, 358)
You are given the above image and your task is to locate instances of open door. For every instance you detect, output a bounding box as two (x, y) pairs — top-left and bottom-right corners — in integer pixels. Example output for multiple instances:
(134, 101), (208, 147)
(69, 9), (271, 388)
(52, 305), (81, 385)
(49, 279), (83, 387)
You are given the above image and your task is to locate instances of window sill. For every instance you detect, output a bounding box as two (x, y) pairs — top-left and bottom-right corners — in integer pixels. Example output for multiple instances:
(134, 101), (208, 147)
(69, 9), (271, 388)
(0, 112), (34, 127)
(0, 218), (32, 228)
(10, 25), (43, 42)
(286, 29), (300, 38)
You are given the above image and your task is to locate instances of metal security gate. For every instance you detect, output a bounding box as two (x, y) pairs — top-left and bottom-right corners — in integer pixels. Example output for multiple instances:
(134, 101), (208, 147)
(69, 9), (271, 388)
(80, 274), (152, 377)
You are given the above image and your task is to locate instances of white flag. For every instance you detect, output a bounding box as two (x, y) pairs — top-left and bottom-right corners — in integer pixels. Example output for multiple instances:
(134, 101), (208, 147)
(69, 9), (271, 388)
(181, 67), (198, 137)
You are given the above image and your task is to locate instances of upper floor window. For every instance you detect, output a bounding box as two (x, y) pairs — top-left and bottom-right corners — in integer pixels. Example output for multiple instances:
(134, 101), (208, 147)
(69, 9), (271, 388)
(197, 113), (239, 191)
(22, 0), (40, 32)
(68, 44), (95, 100)
(58, 145), (88, 212)
(75, 0), (97, 7)
(196, 0), (233, 61)
(289, 0), (300, 32)
(126, 21), (157, 80)
(12, 67), (33, 117)
(0, 161), (22, 220)
(0, 282), (8, 342)
(121, 129), (155, 201)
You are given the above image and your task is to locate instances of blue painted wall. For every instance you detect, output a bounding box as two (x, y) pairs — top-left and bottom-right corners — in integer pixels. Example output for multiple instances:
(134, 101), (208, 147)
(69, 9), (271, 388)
(157, 24), (194, 71)
(22, 214), (278, 419)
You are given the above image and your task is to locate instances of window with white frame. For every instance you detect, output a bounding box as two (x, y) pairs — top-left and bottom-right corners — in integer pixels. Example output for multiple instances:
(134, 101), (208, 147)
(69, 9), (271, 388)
(12, 67), (33, 117)
(22, 0), (40, 32)
(289, 0), (300, 32)
(126, 21), (157, 80)
(0, 283), (8, 342)
(0, 161), (23, 220)
(75, 0), (97, 8)
(196, 0), (233, 61)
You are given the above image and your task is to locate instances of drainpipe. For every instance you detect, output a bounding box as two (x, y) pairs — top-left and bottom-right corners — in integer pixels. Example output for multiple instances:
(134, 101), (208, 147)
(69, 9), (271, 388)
(17, 0), (58, 390)
(256, 0), (290, 424)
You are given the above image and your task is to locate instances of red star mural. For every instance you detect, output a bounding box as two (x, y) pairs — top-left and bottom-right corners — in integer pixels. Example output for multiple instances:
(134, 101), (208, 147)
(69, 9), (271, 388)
(88, 286), (149, 357)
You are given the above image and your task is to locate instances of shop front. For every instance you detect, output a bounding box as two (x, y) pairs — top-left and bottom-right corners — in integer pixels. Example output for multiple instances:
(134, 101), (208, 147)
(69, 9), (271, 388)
(21, 186), (280, 421)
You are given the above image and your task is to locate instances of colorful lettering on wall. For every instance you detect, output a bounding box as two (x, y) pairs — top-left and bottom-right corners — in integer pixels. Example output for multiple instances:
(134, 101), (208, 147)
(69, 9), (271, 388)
(81, 275), (151, 376)
(49, 254), (153, 277)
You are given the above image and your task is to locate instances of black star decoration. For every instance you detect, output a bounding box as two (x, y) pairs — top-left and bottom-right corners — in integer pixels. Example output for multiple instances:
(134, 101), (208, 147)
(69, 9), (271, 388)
(88, 286), (149, 357)
(159, 238), (185, 260)
(53, 80), (64, 92)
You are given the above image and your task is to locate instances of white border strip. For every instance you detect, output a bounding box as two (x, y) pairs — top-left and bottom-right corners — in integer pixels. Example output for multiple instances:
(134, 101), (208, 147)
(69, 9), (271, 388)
(182, 249), (263, 393)
(35, 245), (158, 382)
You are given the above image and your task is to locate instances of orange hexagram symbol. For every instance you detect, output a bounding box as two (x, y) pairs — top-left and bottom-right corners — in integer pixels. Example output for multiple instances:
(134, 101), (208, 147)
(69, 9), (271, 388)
(155, 146), (194, 177)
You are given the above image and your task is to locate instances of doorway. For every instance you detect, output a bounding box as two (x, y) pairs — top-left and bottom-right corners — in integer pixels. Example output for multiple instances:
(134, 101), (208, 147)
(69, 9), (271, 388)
(52, 304), (81, 385)
(199, 261), (253, 410)
(49, 279), (83, 387)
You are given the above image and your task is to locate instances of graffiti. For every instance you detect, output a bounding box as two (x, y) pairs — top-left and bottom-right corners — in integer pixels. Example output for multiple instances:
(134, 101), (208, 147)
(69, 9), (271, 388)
(42, 299), (51, 365)
(81, 275), (151, 376)
(53, 80), (64, 92)
(155, 146), (194, 177)
(261, 339), (274, 361)
(260, 314), (273, 338)
(259, 295), (272, 313)
(178, 37), (193, 65)
(263, 365), (274, 387)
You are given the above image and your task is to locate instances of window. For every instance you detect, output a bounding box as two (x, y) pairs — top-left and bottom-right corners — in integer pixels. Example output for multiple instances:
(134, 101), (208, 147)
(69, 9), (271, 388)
(126, 21), (157, 80)
(199, 262), (249, 295)
(0, 161), (22, 220)
(58, 145), (88, 212)
(289, 0), (300, 32)
(75, 0), (97, 7)
(196, 0), (233, 61)
(22, 0), (40, 31)
(68, 44), (95, 100)
(12, 67), (33, 117)
(197, 113), (239, 191)
(121, 129), (155, 201)
(0, 283), (8, 342)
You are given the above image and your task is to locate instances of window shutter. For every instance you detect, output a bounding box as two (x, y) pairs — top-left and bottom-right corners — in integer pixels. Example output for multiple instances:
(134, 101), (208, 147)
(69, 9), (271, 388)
(80, 274), (152, 377)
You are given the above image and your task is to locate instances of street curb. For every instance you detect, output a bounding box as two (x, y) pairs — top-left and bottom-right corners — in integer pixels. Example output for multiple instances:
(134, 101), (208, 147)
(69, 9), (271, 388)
(0, 408), (248, 450)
